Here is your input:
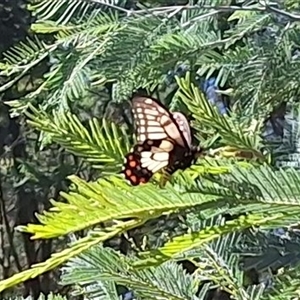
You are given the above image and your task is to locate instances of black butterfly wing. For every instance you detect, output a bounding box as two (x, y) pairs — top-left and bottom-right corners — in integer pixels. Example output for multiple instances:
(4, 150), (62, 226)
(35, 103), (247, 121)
(122, 96), (197, 185)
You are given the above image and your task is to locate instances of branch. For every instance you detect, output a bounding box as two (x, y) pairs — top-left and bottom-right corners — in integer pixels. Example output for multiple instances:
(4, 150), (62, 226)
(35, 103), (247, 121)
(263, 2), (300, 21)
(90, 1), (300, 22)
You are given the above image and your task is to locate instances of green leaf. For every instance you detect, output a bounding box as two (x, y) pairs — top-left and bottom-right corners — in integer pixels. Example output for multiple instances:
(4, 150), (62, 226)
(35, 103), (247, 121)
(26, 104), (130, 173)
(18, 175), (218, 239)
(176, 72), (266, 161)
(61, 245), (200, 300)
(134, 210), (300, 269)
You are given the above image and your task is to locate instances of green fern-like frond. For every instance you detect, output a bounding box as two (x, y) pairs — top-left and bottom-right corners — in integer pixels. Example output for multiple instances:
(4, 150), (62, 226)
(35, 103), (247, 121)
(264, 265), (300, 299)
(1, 164), (300, 294)
(0, 36), (52, 76)
(18, 174), (219, 239)
(217, 164), (300, 203)
(9, 293), (67, 300)
(0, 37), (56, 93)
(0, 174), (224, 293)
(134, 164), (300, 267)
(0, 231), (120, 293)
(26, 104), (130, 173)
(226, 11), (271, 40)
(135, 209), (300, 269)
(1, 11), (123, 108)
(176, 72), (266, 160)
(61, 245), (200, 300)
(28, 0), (122, 24)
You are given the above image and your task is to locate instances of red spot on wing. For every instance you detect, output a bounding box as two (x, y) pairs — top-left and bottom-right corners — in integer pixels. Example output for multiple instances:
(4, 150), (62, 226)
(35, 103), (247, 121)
(122, 143), (154, 185)
(129, 160), (137, 168)
(130, 175), (137, 184)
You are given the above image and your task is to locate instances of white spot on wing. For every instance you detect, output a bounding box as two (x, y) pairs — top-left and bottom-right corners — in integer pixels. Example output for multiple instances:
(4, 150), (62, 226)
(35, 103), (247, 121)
(158, 106), (166, 113)
(141, 158), (163, 171)
(145, 109), (159, 116)
(160, 140), (174, 151)
(139, 134), (146, 141)
(148, 120), (159, 126)
(145, 98), (153, 104)
(141, 158), (155, 168)
(160, 115), (170, 124)
(145, 115), (156, 120)
(153, 152), (169, 161)
(151, 160), (168, 173)
(140, 119), (146, 125)
(141, 152), (152, 158)
(147, 133), (167, 139)
(147, 126), (165, 133)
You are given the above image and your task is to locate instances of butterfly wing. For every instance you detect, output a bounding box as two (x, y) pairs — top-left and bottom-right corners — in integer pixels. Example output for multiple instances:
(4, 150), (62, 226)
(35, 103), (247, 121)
(122, 139), (173, 185)
(132, 96), (190, 148)
(172, 112), (192, 147)
(122, 96), (194, 185)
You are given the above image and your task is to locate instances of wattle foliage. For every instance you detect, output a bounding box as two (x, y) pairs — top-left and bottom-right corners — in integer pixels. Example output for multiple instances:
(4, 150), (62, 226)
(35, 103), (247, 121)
(1, 1), (300, 299)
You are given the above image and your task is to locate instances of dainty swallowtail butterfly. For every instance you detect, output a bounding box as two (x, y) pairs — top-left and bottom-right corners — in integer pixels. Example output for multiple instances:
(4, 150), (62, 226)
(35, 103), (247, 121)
(122, 95), (202, 185)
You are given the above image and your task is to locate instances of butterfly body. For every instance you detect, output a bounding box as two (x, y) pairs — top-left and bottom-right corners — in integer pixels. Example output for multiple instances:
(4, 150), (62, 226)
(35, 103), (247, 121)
(166, 145), (201, 175)
(122, 96), (202, 185)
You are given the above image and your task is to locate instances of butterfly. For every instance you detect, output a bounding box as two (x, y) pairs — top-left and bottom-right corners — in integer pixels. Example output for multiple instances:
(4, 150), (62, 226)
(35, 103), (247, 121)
(122, 95), (202, 185)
